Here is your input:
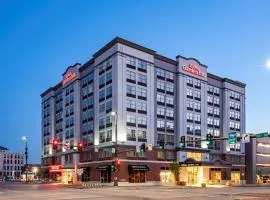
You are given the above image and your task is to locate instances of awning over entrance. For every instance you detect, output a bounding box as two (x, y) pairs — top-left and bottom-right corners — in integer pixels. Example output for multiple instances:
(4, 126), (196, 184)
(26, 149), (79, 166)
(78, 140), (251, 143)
(180, 158), (232, 168)
(128, 165), (149, 171)
(96, 165), (111, 171)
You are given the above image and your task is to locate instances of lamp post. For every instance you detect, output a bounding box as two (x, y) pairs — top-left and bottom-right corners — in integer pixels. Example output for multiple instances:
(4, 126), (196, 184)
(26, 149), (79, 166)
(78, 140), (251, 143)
(22, 136), (28, 183)
(110, 111), (118, 186)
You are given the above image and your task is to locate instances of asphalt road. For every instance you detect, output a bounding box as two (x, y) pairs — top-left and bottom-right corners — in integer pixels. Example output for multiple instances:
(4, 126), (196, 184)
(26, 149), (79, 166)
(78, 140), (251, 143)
(1, 183), (270, 200)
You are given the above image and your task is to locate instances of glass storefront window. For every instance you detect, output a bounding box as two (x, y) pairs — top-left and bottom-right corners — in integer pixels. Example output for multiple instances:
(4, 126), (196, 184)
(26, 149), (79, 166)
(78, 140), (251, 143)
(129, 171), (146, 183)
(187, 152), (202, 161)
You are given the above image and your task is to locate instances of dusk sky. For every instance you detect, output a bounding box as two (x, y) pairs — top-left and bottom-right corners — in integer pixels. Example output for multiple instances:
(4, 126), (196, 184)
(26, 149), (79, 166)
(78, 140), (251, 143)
(1, 0), (270, 163)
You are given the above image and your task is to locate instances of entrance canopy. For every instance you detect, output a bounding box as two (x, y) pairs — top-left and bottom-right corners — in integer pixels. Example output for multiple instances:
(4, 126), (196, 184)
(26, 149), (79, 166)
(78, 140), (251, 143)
(128, 165), (149, 171)
(180, 158), (232, 168)
(96, 165), (111, 171)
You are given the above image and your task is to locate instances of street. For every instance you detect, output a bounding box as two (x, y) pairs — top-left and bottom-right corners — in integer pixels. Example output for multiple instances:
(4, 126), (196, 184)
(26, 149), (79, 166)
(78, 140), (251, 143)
(1, 183), (270, 200)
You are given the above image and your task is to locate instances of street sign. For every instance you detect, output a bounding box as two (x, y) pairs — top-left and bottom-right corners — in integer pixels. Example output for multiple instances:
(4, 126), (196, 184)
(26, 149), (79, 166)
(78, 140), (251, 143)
(256, 132), (269, 138)
(241, 133), (250, 143)
(228, 132), (237, 144)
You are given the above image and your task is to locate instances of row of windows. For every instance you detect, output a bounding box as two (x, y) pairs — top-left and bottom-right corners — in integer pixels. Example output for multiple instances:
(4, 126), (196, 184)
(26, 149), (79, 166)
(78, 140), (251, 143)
(3, 166), (23, 171)
(99, 129), (112, 143)
(157, 134), (175, 145)
(208, 107), (220, 116)
(207, 96), (220, 105)
(207, 85), (220, 95)
(82, 133), (94, 146)
(82, 72), (94, 87)
(157, 94), (174, 105)
(186, 76), (201, 88)
(3, 160), (23, 165)
(230, 101), (241, 110)
(157, 120), (174, 129)
(99, 116), (113, 129)
(157, 81), (174, 93)
(187, 88), (201, 100)
(156, 68), (174, 81)
(127, 85), (147, 99)
(230, 111), (240, 120)
(99, 100), (112, 113)
(82, 97), (94, 111)
(99, 71), (112, 87)
(82, 122), (94, 135)
(82, 84), (94, 98)
(187, 124), (201, 135)
(126, 70), (147, 86)
(127, 115), (147, 126)
(65, 94), (74, 106)
(207, 128), (221, 137)
(187, 113), (201, 122)
(230, 91), (240, 100)
(230, 121), (240, 130)
(207, 118), (220, 126)
(186, 101), (201, 111)
(157, 107), (174, 118)
(98, 57), (113, 74)
(127, 128), (147, 142)
(126, 99), (147, 112)
(126, 56), (148, 72)
(99, 86), (112, 101)
(65, 84), (74, 95)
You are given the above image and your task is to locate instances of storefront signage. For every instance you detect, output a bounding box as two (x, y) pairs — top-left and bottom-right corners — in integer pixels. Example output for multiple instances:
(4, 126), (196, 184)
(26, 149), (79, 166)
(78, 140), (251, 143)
(62, 72), (76, 85)
(182, 64), (205, 77)
(180, 163), (201, 167)
(128, 165), (149, 171)
(256, 132), (268, 138)
(49, 165), (62, 172)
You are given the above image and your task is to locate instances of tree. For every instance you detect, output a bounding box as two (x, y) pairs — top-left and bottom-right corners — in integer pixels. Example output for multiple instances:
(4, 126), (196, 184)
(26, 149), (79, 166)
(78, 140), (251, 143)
(169, 162), (180, 183)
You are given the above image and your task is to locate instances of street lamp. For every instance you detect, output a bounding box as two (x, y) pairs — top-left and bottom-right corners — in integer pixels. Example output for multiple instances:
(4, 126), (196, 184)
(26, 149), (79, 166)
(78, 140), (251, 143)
(110, 111), (118, 186)
(32, 167), (38, 180)
(22, 136), (28, 183)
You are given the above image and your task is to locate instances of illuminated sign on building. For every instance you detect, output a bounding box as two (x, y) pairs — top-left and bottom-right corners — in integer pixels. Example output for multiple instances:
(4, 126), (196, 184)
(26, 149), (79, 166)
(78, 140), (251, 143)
(62, 72), (76, 85)
(182, 64), (205, 77)
(49, 165), (62, 173)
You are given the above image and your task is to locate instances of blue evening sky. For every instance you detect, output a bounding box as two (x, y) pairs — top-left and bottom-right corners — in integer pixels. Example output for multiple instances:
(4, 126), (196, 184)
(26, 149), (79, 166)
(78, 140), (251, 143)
(1, 0), (270, 163)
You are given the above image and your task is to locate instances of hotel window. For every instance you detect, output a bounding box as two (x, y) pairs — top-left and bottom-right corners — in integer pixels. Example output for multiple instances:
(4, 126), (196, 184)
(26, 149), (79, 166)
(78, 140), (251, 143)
(127, 115), (136, 124)
(157, 120), (165, 129)
(166, 83), (174, 93)
(166, 121), (174, 130)
(157, 94), (165, 103)
(137, 73), (147, 85)
(157, 107), (165, 116)
(194, 125), (201, 135)
(229, 101), (235, 108)
(138, 130), (147, 142)
(207, 96), (213, 103)
(166, 109), (174, 118)
(127, 85), (136, 96)
(235, 122), (240, 130)
(214, 87), (220, 95)
(207, 85), (213, 93)
(166, 72), (174, 81)
(186, 113), (193, 121)
(166, 135), (174, 145)
(230, 111), (235, 118)
(157, 134), (165, 143)
(126, 99), (136, 110)
(127, 56), (136, 66)
(214, 108), (220, 116)
(106, 130), (112, 142)
(137, 87), (147, 99)
(166, 96), (174, 105)
(99, 89), (105, 101)
(137, 59), (147, 71)
(99, 103), (105, 113)
(126, 70), (136, 82)
(187, 124), (193, 134)
(230, 121), (235, 129)
(194, 90), (201, 100)
(194, 114), (201, 123)
(99, 75), (106, 87)
(207, 118), (213, 125)
(186, 100), (193, 110)
(106, 116), (112, 126)
(99, 118), (105, 129)
(186, 77), (193, 86)
(106, 100), (112, 112)
(99, 132), (105, 143)
(137, 116), (147, 126)
(214, 129), (220, 137)
(127, 128), (136, 141)
(194, 79), (201, 88)
(137, 101), (147, 112)
(194, 102), (201, 111)
(157, 68), (165, 78)
(157, 81), (165, 91)
(235, 93), (240, 100)
(235, 103), (240, 110)
(106, 71), (112, 84)
(214, 97), (220, 105)
(214, 119), (220, 127)
(187, 88), (193, 98)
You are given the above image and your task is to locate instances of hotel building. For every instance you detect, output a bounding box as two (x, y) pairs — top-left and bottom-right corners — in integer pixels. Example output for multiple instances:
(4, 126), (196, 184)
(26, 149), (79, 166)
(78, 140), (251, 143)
(41, 37), (246, 185)
(0, 146), (24, 180)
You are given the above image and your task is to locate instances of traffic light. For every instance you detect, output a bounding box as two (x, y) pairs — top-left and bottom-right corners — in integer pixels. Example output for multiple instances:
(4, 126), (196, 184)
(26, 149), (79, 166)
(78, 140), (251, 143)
(140, 143), (146, 153)
(52, 139), (59, 150)
(206, 134), (213, 146)
(159, 140), (165, 150)
(115, 159), (121, 171)
(111, 161), (116, 172)
(77, 142), (83, 152)
(180, 136), (185, 148)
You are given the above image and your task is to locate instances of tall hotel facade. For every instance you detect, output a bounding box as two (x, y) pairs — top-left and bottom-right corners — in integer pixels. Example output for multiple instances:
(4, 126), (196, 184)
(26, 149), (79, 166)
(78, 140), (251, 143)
(41, 37), (246, 185)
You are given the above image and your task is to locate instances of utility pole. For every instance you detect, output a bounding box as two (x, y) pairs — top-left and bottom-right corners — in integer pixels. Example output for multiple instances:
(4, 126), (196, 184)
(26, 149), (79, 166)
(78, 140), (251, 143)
(111, 111), (118, 186)
(22, 136), (28, 183)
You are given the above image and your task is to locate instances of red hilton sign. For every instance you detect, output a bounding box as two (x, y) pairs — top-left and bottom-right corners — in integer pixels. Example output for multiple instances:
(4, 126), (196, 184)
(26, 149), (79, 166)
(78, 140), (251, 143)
(62, 72), (76, 85)
(49, 165), (62, 173)
(182, 64), (205, 77)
